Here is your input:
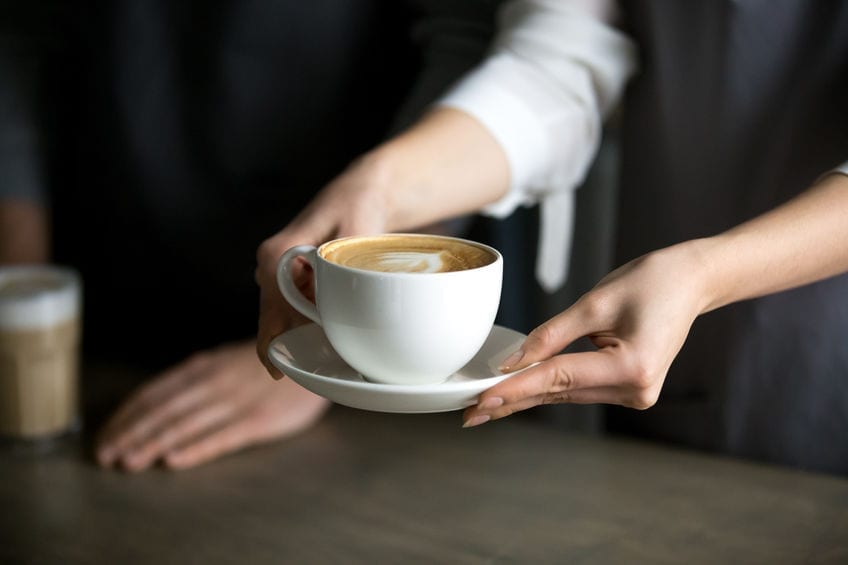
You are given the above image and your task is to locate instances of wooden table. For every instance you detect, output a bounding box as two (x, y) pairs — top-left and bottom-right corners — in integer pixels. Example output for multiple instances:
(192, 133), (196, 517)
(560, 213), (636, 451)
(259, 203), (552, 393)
(0, 356), (848, 565)
(2, 391), (847, 563)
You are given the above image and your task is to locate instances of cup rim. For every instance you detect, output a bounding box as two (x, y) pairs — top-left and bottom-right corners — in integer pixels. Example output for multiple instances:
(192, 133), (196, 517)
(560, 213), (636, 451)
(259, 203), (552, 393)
(0, 265), (81, 330)
(316, 233), (502, 277)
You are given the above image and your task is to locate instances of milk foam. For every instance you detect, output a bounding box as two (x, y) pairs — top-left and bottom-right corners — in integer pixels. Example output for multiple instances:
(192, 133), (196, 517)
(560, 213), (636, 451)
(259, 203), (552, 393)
(0, 267), (81, 330)
(321, 234), (496, 274)
(373, 251), (443, 273)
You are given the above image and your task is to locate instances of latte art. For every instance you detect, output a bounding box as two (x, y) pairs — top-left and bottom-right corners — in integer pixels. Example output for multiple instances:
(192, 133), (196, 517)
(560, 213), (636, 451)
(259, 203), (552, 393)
(321, 235), (496, 274)
(278, 233), (503, 384)
(367, 251), (444, 273)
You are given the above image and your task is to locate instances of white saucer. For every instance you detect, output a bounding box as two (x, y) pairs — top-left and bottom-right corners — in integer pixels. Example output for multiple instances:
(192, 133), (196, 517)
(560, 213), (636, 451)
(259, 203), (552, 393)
(268, 323), (528, 413)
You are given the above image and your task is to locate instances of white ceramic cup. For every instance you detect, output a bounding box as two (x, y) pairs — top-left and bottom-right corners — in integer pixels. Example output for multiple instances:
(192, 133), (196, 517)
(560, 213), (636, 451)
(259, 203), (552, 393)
(276, 234), (503, 385)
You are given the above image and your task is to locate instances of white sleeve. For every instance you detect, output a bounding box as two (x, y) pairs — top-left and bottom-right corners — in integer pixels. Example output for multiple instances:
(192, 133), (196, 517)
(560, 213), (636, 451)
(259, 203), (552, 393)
(436, 0), (638, 291)
(836, 161), (848, 175)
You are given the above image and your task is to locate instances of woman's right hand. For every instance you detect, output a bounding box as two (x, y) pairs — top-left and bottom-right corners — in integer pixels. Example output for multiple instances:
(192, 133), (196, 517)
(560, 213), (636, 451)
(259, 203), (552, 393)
(255, 108), (510, 377)
(255, 151), (394, 378)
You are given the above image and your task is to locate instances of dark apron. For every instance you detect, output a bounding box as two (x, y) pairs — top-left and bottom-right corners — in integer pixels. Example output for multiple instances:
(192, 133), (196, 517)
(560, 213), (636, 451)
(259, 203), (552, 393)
(609, 0), (848, 474)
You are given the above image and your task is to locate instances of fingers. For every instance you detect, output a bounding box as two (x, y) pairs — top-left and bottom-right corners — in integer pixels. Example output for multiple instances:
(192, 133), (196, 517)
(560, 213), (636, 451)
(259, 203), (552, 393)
(96, 342), (333, 472)
(463, 345), (663, 427)
(256, 266), (313, 379)
(256, 290), (289, 380)
(96, 355), (239, 470)
(116, 394), (247, 472)
(256, 238), (290, 379)
(500, 296), (607, 372)
(254, 162), (395, 377)
(163, 378), (331, 470)
(484, 349), (624, 415)
(96, 355), (214, 465)
(162, 416), (256, 470)
(462, 386), (622, 428)
(255, 232), (319, 378)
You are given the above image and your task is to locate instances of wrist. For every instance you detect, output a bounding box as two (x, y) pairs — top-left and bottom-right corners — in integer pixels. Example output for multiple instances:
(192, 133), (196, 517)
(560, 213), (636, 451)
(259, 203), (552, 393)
(353, 145), (406, 232)
(361, 108), (511, 233)
(678, 237), (729, 315)
(653, 238), (724, 316)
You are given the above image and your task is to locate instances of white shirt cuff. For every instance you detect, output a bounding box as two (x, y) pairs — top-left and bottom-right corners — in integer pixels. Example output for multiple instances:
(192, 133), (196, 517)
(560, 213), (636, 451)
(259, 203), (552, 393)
(435, 0), (637, 291)
(438, 59), (556, 217)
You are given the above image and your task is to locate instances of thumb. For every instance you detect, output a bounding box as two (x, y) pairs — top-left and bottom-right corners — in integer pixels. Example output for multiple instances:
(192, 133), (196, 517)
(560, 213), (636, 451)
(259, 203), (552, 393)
(500, 301), (597, 372)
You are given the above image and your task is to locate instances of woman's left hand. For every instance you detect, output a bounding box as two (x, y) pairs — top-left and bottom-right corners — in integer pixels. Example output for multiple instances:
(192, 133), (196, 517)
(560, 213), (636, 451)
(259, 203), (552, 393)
(96, 340), (330, 471)
(463, 242), (710, 427)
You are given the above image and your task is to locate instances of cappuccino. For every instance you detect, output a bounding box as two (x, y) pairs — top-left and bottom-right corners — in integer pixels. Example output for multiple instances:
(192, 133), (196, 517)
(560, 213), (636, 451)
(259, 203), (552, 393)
(321, 234), (496, 274)
(0, 267), (81, 439)
(278, 234), (503, 384)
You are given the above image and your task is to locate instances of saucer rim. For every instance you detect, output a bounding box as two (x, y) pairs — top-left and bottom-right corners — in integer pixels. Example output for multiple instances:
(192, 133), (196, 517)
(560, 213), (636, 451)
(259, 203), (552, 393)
(268, 323), (525, 395)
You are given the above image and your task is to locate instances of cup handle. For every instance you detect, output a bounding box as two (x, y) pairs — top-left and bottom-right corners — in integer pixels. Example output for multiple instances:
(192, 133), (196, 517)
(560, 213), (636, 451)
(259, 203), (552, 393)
(277, 245), (321, 326)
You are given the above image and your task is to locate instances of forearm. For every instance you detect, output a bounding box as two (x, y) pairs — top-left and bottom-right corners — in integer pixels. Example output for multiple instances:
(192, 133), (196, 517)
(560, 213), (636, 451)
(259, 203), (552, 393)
(0, 199), (49, 264)
(1, 18), (56, 266)
(692, 173), (848, 313)
(372, 107), (510, 231)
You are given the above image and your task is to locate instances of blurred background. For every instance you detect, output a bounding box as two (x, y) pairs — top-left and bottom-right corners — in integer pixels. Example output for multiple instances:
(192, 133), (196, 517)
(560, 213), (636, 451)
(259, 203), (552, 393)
(1, 1), (620, 435)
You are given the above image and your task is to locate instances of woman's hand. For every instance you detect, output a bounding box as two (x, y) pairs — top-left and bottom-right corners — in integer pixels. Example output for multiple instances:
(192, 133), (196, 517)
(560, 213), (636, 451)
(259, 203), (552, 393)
(463, 242), (711, 427)
(463, 172), (848, 427)
(255, 151), (394, 378)
(255, 108), (509, 377)
(95, 340), (330, 471)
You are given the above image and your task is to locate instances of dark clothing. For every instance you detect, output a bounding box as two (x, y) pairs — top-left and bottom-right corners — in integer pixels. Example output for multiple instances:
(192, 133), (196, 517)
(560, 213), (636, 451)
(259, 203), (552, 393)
(5, 1), (845, 474)
(2, 1), (501, 369)
(27, 1), (417, 367)
(610, 0), (848, 474)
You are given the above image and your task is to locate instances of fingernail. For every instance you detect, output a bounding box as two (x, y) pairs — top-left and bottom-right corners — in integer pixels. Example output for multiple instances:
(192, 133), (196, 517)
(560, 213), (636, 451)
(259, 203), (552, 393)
(477, 397), (503, 410)
(463, 414), (490, 428)
(499, 349), (524, 371)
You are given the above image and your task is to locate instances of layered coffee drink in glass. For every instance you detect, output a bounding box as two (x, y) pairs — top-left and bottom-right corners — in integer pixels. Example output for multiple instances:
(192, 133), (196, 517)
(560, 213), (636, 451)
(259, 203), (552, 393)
(0, 267), (82, 440)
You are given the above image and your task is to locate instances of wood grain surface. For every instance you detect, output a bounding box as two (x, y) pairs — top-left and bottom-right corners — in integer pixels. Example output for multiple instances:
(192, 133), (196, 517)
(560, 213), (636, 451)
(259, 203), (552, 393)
(2, 381), (846, 564)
